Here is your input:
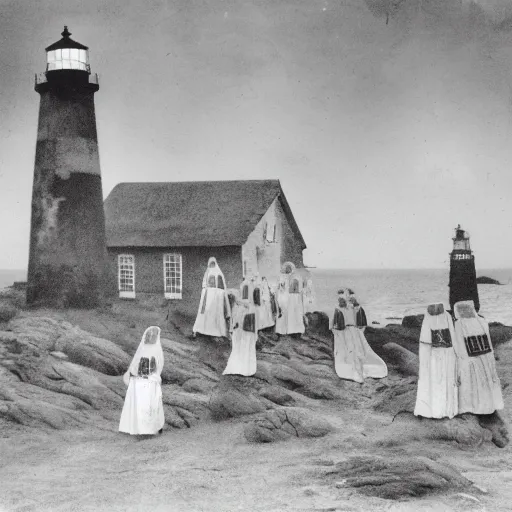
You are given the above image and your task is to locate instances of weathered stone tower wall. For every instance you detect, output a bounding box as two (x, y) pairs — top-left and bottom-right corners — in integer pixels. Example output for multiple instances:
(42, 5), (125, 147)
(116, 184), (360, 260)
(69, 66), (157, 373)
(448, 226), (480, 312)
(27, 30), (107, 308)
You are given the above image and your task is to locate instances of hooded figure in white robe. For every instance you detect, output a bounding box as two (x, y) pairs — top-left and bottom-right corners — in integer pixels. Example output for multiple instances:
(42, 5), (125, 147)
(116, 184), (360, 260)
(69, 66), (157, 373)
(414, 303), (458, 419)
(223, 279), (258, 376)
(303, 277), (316, 314)
(252, 273), (275, 330)
(275, 262), (305, 336)
(119, 326), (165, 435)
(452, 300), (504, 415)
(193, 257), (231, 338)
(331, 294), (387, 383)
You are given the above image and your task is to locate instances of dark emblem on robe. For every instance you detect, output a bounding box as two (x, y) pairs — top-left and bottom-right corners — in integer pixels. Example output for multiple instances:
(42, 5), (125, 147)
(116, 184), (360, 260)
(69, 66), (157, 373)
(464, 334), (491, 357)
(356, 308), (367, 328)
(224, 296), (230, 320)
(137, 356), (157, 378)
(289, 279), (300, 294)
(270, 293), (278, 316)
(243, 313), (256, 333)
(207, 275), (216, 287)
(332, 308), (346, 331)
(430, 328), (452, 348)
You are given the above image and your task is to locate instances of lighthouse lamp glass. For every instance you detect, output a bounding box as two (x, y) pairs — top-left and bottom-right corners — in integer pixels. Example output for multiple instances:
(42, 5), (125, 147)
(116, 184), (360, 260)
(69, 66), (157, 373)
(47, 49), (89, 72)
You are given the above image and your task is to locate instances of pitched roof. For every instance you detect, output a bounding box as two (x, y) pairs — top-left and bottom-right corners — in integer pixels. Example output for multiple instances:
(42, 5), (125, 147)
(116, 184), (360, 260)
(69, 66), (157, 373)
(45, 27), (89, 51)
(104, 180), (306, 249)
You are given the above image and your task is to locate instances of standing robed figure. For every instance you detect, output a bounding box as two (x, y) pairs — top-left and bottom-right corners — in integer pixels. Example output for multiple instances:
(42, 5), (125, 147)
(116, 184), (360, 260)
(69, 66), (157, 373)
(119, 326), (165, 435)
(303, 277), (316, 314)
(193, 257), (231, 338)
(223, 279), (258, 376)
(275, 262), (305, 336)
(252, 273), (275, 330)
(331, 291), (387, 383)
(414, 303), (458, 419)
(452, 300), (504, 415)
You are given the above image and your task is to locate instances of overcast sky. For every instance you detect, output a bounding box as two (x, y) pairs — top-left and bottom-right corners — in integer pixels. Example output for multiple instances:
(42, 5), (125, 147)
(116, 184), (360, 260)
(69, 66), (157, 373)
(2, 0), (512, 270)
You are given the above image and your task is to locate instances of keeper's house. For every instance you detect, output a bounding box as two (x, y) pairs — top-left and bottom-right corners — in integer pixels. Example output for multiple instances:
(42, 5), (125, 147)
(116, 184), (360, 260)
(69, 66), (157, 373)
(103, 180), (306, 317)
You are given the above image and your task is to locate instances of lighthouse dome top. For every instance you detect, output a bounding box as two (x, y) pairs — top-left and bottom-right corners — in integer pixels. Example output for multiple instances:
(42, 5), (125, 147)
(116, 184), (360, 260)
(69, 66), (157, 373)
(45, 26), (88, 51)
(45, 27), (90, 72)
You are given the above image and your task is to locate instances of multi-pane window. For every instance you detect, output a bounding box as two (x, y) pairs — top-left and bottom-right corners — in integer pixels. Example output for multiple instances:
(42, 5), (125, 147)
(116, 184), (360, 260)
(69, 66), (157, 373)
(47, 48), (89, 71)
(164, 253), (182, 299)
(118, 254), (135, 298)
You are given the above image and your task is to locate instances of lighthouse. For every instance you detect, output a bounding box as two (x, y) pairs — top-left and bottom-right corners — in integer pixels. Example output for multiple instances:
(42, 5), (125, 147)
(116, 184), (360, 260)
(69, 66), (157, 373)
(448, 224), (480, 312)
(26, 27), (107, 308)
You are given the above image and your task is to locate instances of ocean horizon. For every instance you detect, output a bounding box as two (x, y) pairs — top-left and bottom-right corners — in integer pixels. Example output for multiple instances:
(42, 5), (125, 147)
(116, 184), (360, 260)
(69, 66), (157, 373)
(2, 267), (512, 326)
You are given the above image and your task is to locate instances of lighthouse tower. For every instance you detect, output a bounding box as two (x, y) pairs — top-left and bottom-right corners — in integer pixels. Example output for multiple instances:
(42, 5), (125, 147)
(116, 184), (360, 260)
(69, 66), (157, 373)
(448, 224), (480, 312)
(27, 27), (107, 308)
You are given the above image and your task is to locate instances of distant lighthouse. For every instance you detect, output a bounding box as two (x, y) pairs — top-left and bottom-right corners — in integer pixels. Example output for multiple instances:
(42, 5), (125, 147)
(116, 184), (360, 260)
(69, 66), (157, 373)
(26, 27), (107, 308)
(448, 224), (480, 312)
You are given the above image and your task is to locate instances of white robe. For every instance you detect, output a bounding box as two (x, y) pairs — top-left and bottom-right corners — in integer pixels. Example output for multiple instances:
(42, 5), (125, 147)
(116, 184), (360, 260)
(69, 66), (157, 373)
(331, 307), (387, 383)
(254, 277), (275, 330)
(303, 279), (316, 314)
(452, 312), (504, 415)
(414, 311), (458, 419)
(193, 258), (231, 337)
(223, 302), (258, 376)
(275, 273), (305, 335)
(193, 286), (230, 337)
(119, 375), (165, 435)
(119, 327), (165, 435)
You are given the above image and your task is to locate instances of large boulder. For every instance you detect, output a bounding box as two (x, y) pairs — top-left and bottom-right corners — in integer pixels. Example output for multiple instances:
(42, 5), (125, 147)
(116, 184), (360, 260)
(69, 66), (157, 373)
(305, 312), (331, 336)
(0, 317), (133, 430)
(476, 276), (501, 285)
(402, 315), (424, 329)
(8, 317), (131, 375)
(0, 363), (118, 431)
(374, 411), (501, 448)
(372, 378), (417, 415)
(244, 407), (333, 443)
(161, 385), (211, 428)
(380, 342), (419, 376)
(372, 378), (510, 449)
(208, 375), (267, 420)
(319, 454), (476, 499)
(258, 385), (295, 406)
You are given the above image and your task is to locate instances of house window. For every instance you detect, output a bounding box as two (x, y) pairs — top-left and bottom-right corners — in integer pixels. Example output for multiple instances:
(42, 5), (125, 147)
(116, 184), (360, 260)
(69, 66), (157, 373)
(266, 220), (276, 243)
(118, 254), (135, 299)
(164, 253), (182, 299)
(243, 260), (248, 277)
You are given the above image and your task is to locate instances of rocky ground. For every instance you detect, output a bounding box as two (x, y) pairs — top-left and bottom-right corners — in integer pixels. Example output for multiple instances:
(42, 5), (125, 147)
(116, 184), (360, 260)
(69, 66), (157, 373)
(1, 288), (512, 511)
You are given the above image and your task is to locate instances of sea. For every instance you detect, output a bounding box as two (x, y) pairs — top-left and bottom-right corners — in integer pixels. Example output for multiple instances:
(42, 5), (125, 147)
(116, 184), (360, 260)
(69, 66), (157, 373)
(2, 268), (512, 326)
(310, 268), (512, 327)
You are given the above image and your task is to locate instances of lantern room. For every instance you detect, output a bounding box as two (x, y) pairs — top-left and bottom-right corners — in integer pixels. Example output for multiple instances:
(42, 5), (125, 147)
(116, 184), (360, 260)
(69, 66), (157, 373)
(45, 26), (90, 73)
(452, 224), (471, 252)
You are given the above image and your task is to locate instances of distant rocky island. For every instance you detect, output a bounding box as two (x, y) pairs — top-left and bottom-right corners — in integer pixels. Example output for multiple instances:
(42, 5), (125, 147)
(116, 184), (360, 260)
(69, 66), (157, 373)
(476, 276), (502, 285)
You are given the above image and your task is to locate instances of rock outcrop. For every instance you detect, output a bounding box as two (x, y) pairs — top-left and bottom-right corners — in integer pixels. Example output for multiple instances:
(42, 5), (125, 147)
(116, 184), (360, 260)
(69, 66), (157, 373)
(380, 342), (419, 376)
(319, 454), (477, 499)
(244, 407), (333, 443)
(0, 316), (213, 431)
(0, 303), (509, 453)
(476, 276), (502, 285)
(401, 314), (424, 329)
